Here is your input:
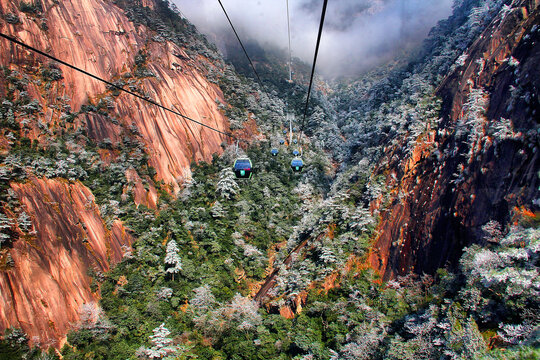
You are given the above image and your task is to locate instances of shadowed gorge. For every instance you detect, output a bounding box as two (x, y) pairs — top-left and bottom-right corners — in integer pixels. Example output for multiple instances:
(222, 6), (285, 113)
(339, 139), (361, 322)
(370, 0), (540, 278)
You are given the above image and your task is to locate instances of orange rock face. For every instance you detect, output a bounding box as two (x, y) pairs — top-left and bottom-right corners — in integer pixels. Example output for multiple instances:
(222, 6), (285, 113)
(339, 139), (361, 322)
(0, 0), (236, 346)
(0, 178), (132, 347)
(0, 0), (231, 192)
(125, 167), (158, 209)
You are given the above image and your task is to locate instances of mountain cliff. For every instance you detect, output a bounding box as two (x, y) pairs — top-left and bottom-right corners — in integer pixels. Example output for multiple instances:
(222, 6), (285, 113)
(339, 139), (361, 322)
(0, 0), (230, 191)
(1, 177), (132, 348)
(370, 0), (539, 279)
(0, 0), (234, 348)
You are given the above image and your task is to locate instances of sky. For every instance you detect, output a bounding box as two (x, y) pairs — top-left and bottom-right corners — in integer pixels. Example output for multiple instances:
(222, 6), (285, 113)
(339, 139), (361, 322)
(174, 0), (454, 77)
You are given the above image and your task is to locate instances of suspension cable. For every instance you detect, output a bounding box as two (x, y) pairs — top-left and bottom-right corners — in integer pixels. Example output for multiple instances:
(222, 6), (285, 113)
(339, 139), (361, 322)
(217, 0), (264, 88)
(0, 32), (243, 142)
(299, 0), (328, 146)
(286, 0), (292, 82)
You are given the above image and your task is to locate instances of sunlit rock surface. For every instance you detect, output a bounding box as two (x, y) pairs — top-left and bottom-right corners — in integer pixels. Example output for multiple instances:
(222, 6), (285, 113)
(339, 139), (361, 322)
(0, 0), (233, 346)
(0, 0), (230, 192)
(0, 178), (132, 347)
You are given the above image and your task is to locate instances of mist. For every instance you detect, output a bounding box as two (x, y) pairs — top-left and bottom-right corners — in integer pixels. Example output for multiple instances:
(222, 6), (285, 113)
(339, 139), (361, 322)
(174, 0), (454, 77)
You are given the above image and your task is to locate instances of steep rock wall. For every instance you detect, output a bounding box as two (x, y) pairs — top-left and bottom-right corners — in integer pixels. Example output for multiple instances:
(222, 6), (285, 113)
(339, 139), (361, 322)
(125, 167), (158, 209)
(0, 0), (234, 346)
(0, 0), (230, 191)
(0, 177), (132, 347)
(370, 0), (540, 279)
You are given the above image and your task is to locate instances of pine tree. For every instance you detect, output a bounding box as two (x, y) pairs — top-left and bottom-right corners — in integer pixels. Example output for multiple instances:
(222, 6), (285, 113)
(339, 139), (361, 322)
(216, 168), (239, 200)
(0, 213), (12, 247)
(210, 201), (227, 218)
(136, 323), (178, 359)
(0, 213), (12, 230)
(190, 285), (216, 313)
(17, 211), (32, 233)
(164, 240), (182, 281)
(0, 166), (10, 181)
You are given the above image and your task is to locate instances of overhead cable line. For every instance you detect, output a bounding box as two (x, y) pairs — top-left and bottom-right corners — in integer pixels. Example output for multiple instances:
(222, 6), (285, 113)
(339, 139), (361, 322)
(0, 32), (242, 142)
(299, 0), (328, 143)
(216, 0), (264, 87)
(286, 0), (292, 82)
(285, 0), (297, 145)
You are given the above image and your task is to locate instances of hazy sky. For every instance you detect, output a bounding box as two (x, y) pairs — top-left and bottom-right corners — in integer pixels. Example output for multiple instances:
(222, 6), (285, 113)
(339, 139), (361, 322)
(174, 0), (454, 77)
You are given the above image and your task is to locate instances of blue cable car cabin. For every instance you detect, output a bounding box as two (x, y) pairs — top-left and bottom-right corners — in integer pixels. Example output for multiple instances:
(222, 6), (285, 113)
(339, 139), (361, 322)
(233, 158), (253, 179)
(291, 158), (304, 172)
(292, 150), (300, 156)
(293, 139), (298, 144)
(271, 148), (279, 156)
(279, 139), (285, 145)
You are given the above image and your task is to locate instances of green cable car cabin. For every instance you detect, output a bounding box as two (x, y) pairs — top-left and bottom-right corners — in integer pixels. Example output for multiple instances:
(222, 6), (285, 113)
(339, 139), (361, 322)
(291, 158), (303, 172)
(233, 158), (253, 179)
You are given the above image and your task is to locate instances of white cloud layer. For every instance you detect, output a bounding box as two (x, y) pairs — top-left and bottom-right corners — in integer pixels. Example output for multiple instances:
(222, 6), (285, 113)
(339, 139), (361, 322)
(174, 0), (454, 77)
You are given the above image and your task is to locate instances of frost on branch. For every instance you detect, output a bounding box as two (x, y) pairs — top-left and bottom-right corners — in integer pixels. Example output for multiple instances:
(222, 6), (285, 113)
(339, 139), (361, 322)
(136, 323), (178, 359)
(164, 240), (182, 280)
(216, 168), (239, 200)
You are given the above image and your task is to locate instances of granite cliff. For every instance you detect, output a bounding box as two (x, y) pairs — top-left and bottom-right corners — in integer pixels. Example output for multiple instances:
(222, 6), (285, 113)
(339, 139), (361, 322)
(0, 0), (232, 347)
(370, 0), (539, 279)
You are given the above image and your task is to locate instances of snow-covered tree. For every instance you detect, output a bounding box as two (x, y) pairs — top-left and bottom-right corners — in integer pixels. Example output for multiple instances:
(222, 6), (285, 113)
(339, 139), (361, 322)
(339, 313), (389, 360)
(136, 323), (178, 359)
(481, 220), (503, 243)
(164, 240), (182, 280)
(17, 211), (32, 233)
(490, 117), (518, 142)
(216, 168), (239, 200)
(228, 293), (262, 331)
(498, 323), (536, 345)
(0, 166), (10, 181)
(75, 303), (115, 342)
(156, 287), (173, 301)
(0, 213), (12, 247)
(456, 87), (488, 160)
(190, 284), (216, 313)
(349, 206), (374, 232)
(210, 201), (226, 218)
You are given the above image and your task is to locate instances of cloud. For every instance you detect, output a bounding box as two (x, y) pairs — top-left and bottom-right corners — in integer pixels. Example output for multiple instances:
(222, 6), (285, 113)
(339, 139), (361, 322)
(174, 0), (453, 77)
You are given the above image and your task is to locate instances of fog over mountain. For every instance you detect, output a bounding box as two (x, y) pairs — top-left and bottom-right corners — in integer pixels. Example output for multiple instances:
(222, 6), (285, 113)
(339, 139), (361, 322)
(175, 0), (454, 77)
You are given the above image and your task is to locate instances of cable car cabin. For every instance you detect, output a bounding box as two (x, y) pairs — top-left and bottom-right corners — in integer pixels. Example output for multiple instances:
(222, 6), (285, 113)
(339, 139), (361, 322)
(291, 158), (304, 172)
(233, 158), (253, 179)
(279, 139), (285, 145)
(292, 150), (300, 156)
(283, 129), (287, 134)
(271, 148), (279, 156)
(293, 139), (298, 144)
